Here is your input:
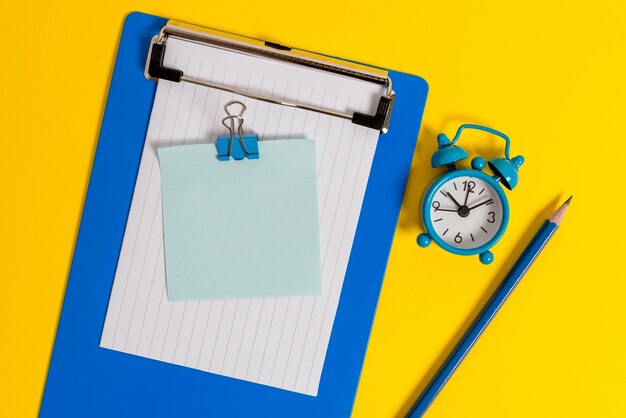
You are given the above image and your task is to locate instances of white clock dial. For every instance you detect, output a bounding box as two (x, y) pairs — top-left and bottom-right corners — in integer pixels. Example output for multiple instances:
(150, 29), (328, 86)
(429, 175), (504, 250)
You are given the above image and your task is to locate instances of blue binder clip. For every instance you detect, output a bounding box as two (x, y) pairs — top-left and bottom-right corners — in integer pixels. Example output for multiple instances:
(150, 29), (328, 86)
(216, 100), (259, 161)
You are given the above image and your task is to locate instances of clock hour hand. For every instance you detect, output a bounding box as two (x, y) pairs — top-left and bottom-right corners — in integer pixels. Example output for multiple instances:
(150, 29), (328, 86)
(446, 192), (463, 208)
(468, 198), (494, 211)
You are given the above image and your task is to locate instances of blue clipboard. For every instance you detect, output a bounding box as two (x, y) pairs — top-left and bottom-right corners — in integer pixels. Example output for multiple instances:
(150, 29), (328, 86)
(41, 12), (428, 417)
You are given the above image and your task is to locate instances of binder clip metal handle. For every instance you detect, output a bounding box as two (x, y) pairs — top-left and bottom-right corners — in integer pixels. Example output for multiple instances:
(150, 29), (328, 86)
(216, 101), (259, 161)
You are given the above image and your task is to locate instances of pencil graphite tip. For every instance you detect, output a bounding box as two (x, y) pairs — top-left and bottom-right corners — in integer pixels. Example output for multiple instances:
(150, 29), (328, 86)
(565, 196), (573, 205)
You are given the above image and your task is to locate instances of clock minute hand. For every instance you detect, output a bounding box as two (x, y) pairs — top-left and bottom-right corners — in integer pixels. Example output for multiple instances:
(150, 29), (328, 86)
(463, 187), (471, 206)
(446, 192), (462, 208)
(468, 198), (494, 211)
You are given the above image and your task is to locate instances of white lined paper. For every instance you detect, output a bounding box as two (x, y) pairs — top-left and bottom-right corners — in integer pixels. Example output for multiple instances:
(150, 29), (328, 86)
(100, 37), (383, 395)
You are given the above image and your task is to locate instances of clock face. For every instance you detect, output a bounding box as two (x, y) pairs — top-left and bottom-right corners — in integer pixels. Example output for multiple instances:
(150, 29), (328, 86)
(427, 174), (505, 251)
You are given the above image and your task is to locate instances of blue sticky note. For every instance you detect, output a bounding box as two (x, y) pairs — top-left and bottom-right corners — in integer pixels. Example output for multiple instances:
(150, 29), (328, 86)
(158, 140), (321, 301)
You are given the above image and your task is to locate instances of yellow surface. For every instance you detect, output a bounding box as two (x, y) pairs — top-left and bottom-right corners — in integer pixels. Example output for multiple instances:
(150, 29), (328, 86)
(1, 1), (624, 417)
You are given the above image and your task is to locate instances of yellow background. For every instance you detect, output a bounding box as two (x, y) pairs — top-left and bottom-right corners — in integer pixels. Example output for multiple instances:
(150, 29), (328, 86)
(1, 1), (624, 417)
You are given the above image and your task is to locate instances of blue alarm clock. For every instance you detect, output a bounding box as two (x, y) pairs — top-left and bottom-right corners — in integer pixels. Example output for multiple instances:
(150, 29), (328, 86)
(416, 124), (524, 264)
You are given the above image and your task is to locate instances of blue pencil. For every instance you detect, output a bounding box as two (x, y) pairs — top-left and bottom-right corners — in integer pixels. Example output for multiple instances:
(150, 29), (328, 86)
(407, 196), (572, 418)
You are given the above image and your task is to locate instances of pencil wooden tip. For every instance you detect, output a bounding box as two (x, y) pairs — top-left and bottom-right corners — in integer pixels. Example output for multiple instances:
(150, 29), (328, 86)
(548, 195), (572, 225)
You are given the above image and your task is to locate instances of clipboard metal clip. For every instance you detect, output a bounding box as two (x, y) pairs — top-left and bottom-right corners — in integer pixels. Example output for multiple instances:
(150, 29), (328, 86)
(216, 101), (259, 161)
(146, 21), (396, 133)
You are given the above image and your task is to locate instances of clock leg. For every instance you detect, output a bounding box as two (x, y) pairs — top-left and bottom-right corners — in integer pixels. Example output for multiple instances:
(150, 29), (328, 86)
(479, 251), (494, 264)
(417, 233), (432, 248)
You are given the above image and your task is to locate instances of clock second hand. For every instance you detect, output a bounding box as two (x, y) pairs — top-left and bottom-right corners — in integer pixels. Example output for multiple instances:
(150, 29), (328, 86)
(468, 198), (493, 211)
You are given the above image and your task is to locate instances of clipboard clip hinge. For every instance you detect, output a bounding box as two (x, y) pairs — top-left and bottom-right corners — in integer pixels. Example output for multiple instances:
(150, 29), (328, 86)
(148, 42), (183, 82)
(352, 94), (395, 134)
